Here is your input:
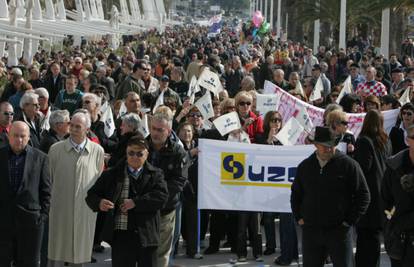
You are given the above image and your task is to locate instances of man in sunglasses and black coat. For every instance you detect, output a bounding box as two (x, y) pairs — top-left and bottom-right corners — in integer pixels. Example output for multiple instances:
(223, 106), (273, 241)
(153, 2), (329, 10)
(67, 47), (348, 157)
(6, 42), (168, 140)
(86, 134), (168, 267)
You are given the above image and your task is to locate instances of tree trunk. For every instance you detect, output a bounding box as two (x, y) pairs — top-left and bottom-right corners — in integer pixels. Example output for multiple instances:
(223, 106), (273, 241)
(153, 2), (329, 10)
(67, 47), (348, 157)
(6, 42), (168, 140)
(389, 8), (405, 54)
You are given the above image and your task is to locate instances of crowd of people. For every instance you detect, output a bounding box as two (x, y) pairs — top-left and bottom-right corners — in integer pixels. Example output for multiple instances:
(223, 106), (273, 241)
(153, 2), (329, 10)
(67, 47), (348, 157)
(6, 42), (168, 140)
(0, 23), (414, 267)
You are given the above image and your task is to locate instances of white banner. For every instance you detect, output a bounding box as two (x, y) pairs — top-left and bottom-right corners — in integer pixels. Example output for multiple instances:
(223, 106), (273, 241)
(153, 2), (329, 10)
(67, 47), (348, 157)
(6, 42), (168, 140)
(263, 81), (399, 143)
(213, 111), (241, 136)
(198, 139), (314, 212)
(195, 92), (214, 119)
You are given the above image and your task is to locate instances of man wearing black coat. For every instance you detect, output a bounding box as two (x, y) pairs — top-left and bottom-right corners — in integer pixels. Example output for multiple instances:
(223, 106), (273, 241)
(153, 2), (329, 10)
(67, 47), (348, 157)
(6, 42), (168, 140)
(291, 127), (370, 267)
(86, 135), (168, 267)
(42, 63), (66, 103)
(0, 121), (51, 266)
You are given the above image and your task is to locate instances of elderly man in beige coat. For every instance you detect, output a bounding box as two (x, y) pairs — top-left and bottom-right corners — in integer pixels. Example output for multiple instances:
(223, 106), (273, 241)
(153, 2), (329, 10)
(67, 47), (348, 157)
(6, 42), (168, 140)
(47, 112), (105, 267)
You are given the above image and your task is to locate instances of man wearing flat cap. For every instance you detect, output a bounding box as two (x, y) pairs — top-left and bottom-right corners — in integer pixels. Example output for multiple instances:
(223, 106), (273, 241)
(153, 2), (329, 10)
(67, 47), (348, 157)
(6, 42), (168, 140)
(291, 126), (370, 267)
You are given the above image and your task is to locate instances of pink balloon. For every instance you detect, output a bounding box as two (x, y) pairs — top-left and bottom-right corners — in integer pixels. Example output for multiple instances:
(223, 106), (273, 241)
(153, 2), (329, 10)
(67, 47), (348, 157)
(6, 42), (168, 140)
(252, 11), (264, 27)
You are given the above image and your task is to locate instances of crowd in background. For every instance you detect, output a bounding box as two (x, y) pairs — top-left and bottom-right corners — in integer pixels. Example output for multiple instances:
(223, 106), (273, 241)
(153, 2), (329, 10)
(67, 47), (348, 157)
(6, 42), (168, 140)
(0, 24), (414, 267)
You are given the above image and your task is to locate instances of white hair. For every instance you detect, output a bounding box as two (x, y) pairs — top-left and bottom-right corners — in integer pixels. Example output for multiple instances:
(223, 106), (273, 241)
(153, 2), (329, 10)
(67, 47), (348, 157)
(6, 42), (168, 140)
(34, 87), (49, 99)
(122, 113), (141, 132)
(20, 92), (39, 109)
(49, 110), (70, 128)
(72, 109), (92, 128)
(82, 93), (101, 108)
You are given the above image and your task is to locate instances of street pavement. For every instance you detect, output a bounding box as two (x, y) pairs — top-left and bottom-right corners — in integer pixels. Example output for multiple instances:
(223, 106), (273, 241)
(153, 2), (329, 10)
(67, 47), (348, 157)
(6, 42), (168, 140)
(87, 223), (392, 267)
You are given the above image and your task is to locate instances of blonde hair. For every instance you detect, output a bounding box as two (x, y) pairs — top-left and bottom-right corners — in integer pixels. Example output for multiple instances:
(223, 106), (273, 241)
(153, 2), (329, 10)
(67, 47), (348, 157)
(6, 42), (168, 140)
(234, 91), (253, 106)
(326, 110), (347, 127)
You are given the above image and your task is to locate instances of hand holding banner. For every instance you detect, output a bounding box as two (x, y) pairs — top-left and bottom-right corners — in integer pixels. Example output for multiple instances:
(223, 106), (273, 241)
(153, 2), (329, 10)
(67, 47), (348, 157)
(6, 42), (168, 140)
(213, 111), (242, 136)
(309, 77), (323, 101)
(195, 92), (215, 119)
(152, 90), (165, 114)
(197, 68), (223, 96)
(256, 93), (280, 116)
(275, 117), (304, 146)
(100, 101), (115, 137)
(138, 114), (150, 138)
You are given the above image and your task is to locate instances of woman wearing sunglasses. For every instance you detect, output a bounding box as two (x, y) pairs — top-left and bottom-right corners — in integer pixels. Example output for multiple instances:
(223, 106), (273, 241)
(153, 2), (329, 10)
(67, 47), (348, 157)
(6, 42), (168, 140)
(326, 109), (356, 155)
(256, 111), (299, 265)
(389, 103), (414, 155)
(234, 91), (263, 143)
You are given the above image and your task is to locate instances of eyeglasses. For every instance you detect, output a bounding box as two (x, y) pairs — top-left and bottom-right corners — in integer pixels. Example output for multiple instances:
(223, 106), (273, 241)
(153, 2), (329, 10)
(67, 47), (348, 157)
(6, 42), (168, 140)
(340, 121), (349, 126)
(127, 151), (145, 158)
(30, 103), (40, 108)
(140, 67), (150, 71)
(3, 112), (14, 116)
(402, 111), (414, 116)
(75, 62), (82, 64)
(238, 101), (251, 106)
(189, 112), (202, 118)
(270, 118), (282, 123)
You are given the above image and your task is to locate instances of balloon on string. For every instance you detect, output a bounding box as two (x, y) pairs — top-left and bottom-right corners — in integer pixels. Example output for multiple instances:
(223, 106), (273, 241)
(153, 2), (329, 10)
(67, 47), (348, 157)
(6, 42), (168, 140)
(259, 22), (270, 34)
(252, 11), (264, 28)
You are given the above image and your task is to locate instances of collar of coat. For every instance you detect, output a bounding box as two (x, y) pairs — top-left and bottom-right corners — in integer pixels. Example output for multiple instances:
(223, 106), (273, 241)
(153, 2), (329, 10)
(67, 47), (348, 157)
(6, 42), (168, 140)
(63, 138), (92, 153)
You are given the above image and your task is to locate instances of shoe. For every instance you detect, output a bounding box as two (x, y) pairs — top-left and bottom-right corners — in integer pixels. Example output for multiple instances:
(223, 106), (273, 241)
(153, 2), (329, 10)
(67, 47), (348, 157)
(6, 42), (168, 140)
(255, 256), (264, 262)
(204, 246), (219, 254)
(93, 244), (105, 253)
(90, 257), (97, 263)
(274, 256), (291, 266)
(237, 256), (247, 262)
(263, 247), (275, 255)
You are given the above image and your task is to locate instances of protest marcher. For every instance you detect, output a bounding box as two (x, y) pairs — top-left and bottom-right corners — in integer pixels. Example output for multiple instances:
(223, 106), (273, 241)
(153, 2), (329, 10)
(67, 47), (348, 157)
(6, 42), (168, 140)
(48, 112), (105, 266)
(382, 124), (414, 267)
(272, 69), (289, 91)
(147, 112), (188, 267)
(15, 92), (43, 149)
(43, 62), (66, 103)
(355, 66), (388, 99)
(139, 63), (160, 93)
(115, 61), (146, 100)
(339, 93), (362, 113)
(0, 67), (24, 102)
(115, 91), (142, 138)
(86, 135), (168, 267)
(326, 110), (356, 155)
(54, 75), (84, 115)
(34, 88), (54, 132)
(39, 110), (70, 154)
(151, 75), (182, 110)
(291, 126), (370, 267)
(0, 121), (51, 267)
(389, 103), (414, 155)
(354, 110), (392, 267)
(0, 101), (13, 147)
(363, 95), (381, 112)
(9, 78), (30, 112)
(234, 91), (263, 143)
(177, 122), (200, 258)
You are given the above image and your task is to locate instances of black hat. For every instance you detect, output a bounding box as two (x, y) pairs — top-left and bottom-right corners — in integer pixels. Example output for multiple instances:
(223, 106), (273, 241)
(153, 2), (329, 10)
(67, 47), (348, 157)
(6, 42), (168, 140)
(160, 75), (170, 82)
(350, 63), (359, 69)
(310, 126), (341, 147)
(312, 64), (321, 71)
(391, 68), (403, 74)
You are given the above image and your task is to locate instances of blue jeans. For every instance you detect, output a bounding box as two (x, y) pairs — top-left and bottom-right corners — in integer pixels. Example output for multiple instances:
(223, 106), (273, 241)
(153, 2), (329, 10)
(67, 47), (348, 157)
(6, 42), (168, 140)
(263, 212), (277, 249)
(279, 213), (299, 262)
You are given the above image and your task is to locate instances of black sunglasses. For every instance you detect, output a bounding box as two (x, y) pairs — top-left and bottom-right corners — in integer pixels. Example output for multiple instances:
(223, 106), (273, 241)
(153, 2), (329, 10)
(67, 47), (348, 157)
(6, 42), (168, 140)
(340, 120), (349, 126)
(270, 118), (282, 123)
(3, 112), (14, 116)
(189, 112), (202, 118)
(402, 111), (414, 116)
(238, 101), (251, 106)
(127, 151), (145, 158)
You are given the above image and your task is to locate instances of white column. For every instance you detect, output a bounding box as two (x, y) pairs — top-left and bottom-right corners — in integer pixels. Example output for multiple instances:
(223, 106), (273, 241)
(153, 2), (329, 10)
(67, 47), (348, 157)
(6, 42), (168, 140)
(259, 0), (262, 13)
(313, 19), (320, 53)
(270, 0), (274, 29)
(380, 8), (390, 58)
(285, 12), (288, 40)
(339, 0), (346, 50)
(255, 0), (259, 11)
(276, 0), (281, 38)
(264, 0), (268, 20)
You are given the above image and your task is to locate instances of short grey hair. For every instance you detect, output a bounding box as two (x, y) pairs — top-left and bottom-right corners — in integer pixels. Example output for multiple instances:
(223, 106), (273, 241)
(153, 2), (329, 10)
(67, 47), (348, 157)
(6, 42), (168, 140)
(49, 110), (70, 128)
(152, 112), (173, 129)
(20, 92), (39, 109)
(72, 109), (92, 128)
(122, 113), (141, 132)
(34, 87), (49, 99)
(82, 93), (101, 108)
